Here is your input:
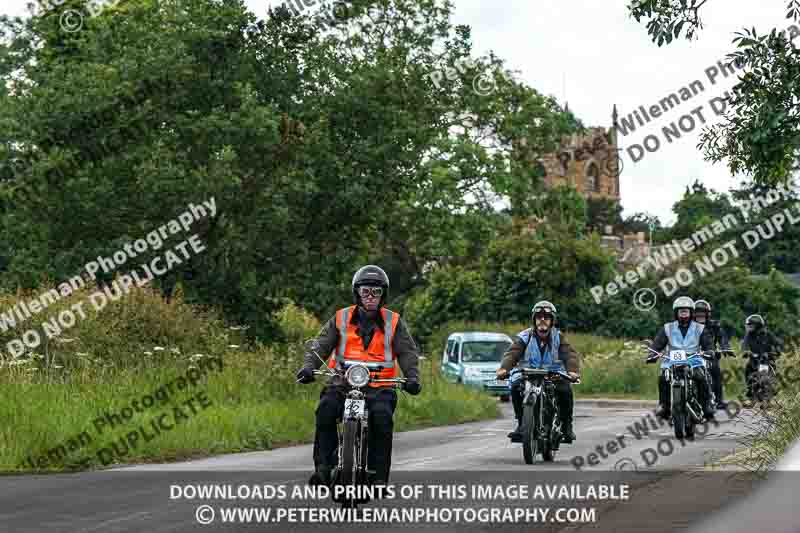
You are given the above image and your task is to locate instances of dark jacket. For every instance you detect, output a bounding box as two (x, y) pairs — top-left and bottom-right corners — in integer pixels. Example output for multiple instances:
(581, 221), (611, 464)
(499, 329), (580, 374)
(701, 319), (731, 352)
(303, 306), (420, 387)
(651, 320), (714, 353)
(741, 329), (783, 357)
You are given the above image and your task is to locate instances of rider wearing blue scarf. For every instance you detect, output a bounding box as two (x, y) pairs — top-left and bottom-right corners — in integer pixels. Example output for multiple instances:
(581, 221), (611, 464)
(496, 301), (581, 444)
(646, 296), (715, 420)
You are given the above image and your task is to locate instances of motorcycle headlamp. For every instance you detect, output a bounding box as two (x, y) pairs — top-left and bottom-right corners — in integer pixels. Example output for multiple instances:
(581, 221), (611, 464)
(345, 364), (371, 388)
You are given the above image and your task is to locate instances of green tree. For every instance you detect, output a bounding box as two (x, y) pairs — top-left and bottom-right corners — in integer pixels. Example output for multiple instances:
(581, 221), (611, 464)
(628, 0), (800, 186)
(0, 0), (584, 337)
(586, 197), (623, 234)
(529, 185), (588, 237)
(663, 180), (738, 243)
(482, 222), (617, 322)
(731, 178), (800, 273)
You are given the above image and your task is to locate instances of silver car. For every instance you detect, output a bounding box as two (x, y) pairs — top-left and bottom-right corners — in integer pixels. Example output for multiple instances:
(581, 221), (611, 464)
(440, 331), (513, 401)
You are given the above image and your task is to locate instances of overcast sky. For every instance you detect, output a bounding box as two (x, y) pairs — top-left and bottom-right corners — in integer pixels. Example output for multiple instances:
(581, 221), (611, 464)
(2, 1), (792, 224)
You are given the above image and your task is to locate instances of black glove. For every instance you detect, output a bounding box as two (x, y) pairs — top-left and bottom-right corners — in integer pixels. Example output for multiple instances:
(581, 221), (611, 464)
(645, 354), (659, 364)
(403, 380), (422, 395)
(296, 367), (315, 384)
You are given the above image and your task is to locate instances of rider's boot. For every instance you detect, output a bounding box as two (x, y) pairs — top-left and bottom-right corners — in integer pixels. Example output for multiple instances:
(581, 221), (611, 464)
(561, 414), (575, 444)
(508, 420), (523, 443)
(656, 374), (671, 420)
(308, 465), (333, 487)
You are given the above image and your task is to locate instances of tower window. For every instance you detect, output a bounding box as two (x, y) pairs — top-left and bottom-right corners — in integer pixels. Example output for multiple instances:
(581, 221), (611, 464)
(586, 162), (599, 192)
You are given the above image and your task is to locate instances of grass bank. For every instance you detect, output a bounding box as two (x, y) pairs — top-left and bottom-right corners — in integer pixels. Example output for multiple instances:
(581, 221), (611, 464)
(0, 288), (498, 472)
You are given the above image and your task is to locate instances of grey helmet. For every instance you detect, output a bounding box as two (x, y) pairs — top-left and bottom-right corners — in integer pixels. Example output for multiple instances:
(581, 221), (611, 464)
(351, 265), (390, 307)
(531, 300), (557, 328)
(673, 296), (694, 321)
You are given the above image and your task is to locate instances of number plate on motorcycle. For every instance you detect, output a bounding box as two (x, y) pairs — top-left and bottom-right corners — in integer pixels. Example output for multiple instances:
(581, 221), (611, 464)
(758, 364), (769, 372)
(344, 399), (365, 418)
(670, 350), (687, 361)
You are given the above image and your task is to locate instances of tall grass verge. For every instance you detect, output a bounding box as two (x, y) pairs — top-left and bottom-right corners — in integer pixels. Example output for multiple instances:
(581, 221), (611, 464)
(0, 287), (498, 472)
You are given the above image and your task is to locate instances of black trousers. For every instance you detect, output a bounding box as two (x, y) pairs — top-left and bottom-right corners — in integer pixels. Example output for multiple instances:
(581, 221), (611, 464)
(658, 367), (712, 409)
(707, 355), (723, 404)
(511, 379), (573, 424)
(313, 386), (398, 483)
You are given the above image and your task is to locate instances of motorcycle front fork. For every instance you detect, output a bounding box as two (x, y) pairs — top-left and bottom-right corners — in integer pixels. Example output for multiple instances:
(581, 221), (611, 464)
(336, 414), (371, 481)
(527, 392), (558, 442)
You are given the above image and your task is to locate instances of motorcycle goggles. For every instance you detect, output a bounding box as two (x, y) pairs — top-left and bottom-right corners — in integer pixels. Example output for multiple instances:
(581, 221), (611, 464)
(357, 286), (383, 298)
(533, 312), (554, 322)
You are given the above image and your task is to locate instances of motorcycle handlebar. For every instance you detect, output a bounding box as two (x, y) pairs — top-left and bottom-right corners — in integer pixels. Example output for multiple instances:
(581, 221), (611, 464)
(311, 370), (408, 384)
(742, 351), (778, 358)
(644, 351), (714, 362)
(518, 368), (580, 384)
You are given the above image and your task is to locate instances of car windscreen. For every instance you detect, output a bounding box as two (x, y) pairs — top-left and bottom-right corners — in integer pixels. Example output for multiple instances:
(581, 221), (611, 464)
(460, 341), (511, 363)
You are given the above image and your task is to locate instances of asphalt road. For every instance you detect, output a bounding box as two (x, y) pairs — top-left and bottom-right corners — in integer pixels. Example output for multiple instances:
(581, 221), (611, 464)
(0, 400), (767, 533)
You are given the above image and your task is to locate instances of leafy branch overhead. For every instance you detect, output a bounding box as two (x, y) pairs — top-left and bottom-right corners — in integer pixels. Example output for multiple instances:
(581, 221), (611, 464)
(629, 0), (800, 187)
(628, 0), (711, 45)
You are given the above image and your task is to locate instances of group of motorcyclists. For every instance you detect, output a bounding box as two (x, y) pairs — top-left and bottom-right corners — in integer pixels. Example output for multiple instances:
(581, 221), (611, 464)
(645, 296), (783, 421)
(295, 264), (785, 486)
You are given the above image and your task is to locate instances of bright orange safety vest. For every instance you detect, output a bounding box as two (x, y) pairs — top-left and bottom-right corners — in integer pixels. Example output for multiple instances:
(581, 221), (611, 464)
(327, 305), (400, 387)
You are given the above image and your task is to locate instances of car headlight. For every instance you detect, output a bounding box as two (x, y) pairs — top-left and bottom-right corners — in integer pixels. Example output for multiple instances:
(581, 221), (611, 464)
(463, 367), (482, 378)
(345, 364), (371, 388)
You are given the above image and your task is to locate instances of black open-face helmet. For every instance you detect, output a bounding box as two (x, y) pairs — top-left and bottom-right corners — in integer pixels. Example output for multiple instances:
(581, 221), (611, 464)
(694, 299), (711, 322)
(352, 265), (390, 307)
(745, 314), (765, 333)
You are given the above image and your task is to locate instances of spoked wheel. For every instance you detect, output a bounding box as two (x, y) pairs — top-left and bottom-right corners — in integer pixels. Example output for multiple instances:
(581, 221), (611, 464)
(339, 420), (360, 509)
(756, 372), (776, 403)
(671, 385), (686, 440)
(522, 402), (538, 465)
(542, 402), (557, 462)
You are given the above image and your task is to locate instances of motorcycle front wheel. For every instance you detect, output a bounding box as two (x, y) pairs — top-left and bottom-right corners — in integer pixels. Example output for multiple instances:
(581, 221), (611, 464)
(340, 419), (360, 486)
(542, 399), (557, 462)
(671, 384), (686, 440)
(522, 401), (538, 465)
(756, 373), (775, 403)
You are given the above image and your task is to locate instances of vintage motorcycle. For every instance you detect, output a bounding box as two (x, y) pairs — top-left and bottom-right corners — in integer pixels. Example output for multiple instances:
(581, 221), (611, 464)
(303, 340), (407, 509)
(645, 345), (713, 440)
(743, 351), (778, 403)
(515, 366), (579, 464)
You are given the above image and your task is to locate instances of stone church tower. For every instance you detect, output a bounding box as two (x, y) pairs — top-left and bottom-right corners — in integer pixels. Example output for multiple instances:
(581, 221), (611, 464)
(537, 106), (622, 201)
